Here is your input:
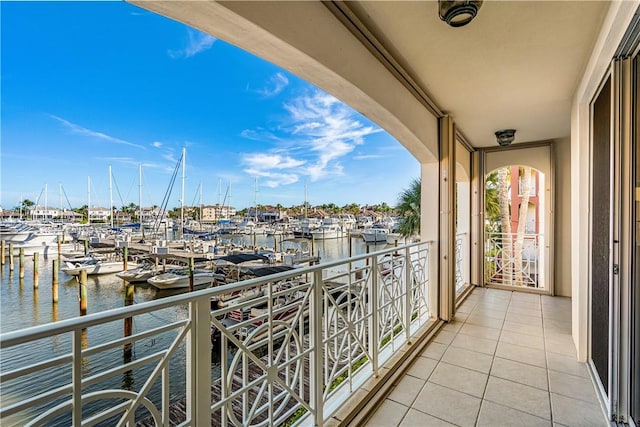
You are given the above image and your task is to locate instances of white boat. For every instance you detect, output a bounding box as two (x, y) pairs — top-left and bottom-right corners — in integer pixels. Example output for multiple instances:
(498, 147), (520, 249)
(116, 264), (160, 283)
(311, 218), (343, 240)
(386, 232), (405, 245)
(362, 225), (389, 243)
(62, 257), (140, 276)
(147, 268), (219, 290)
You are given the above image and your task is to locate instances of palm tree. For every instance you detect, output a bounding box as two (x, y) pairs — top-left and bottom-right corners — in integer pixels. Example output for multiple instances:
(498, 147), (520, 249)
(396, 178), (421, 238)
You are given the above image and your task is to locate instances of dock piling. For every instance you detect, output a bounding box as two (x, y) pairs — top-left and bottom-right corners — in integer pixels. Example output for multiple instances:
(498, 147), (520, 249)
(52, 259), (59, 303)
(19, 248), (25, 279)
(79, 270), (87, 316)
(1, 240), (5, 265)
(189, 257), (194, 291)
(8, 243), (14, 272)
(123, 246), (128, 271)
(33, 253), (39, 288)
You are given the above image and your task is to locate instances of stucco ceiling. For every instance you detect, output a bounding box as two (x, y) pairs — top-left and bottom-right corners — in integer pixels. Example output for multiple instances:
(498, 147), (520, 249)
(343, 1), (609, 146)
(131, 1), (610, 149)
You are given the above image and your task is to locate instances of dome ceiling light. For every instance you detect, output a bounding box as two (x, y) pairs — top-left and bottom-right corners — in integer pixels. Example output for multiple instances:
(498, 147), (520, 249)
(495, 129), (516, 147)
(438, 0), (483, 27)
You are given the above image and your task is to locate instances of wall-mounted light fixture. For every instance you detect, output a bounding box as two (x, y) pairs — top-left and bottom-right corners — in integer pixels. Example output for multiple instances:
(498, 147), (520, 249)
(495, 129), (516, 147)
(438, 0), (483, 27)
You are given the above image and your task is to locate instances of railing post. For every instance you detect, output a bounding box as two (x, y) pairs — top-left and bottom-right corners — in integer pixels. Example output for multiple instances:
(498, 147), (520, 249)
(72, 329), (82, 426)
(405, 246), (412, 343)
(369, 256), (379, 375)
(311, 270), (324, 425)
(187, 295), (212, 426)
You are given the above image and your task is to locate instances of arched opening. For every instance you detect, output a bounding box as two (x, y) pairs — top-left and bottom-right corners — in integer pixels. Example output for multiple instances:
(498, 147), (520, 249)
(484, 165), (546, 289)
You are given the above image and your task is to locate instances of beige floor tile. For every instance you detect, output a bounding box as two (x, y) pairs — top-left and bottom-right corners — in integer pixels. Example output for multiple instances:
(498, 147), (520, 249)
(510, 300), (542, 310)
(511, 293), (540, 302)
(484, 376), (551, 420)
(399, 409), (456, 426)
(508, 306), (542, 318)
(428, 361), (489, 398)
(550, 393), (608, 427)
(412, 382), (482, 427)
(500, 329), (545, 350)
(496, 342), (547, 368)
(442, 321), (463, 333)
(324, 417), (341, 427)
(472, 307), (507, 320)
(546, 352), (589, 379)
(548, 370), (599, 403)
(452, 312), (469, 323)
(465, 314), (504, 330)
(459, 323), (501, 341)
(406, 356), (438, 380)
(441, 346), (494, 374)
(545, 337), (577, 357)
(502, 320), (544, 337)
(433, 330), (457, 346)
(421, 342), (448, 361)
(476, 300), (510, 311)
(456, 302), (476, 314)
(543, 319), (572, 334)
(450, 333), (498, 356)
(388, 374), (426, 406)
(477, 400), (551, 427)
(491, 357), (549, 390)
(505, 312), (544, 327)
(366, 399), (408, 427)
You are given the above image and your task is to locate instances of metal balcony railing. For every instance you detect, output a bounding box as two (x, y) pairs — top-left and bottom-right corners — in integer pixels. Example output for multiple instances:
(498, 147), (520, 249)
(455, 232), (468, 294)
(484, 232), (541, 289)
(0, 241), (432, 426)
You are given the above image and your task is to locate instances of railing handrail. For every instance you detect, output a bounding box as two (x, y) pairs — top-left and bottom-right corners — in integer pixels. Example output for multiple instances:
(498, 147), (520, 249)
(0, 240), (430, 348)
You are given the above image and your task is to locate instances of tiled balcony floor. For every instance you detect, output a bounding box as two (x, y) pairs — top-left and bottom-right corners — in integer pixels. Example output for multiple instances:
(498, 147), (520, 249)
(365, 287), (608, 427)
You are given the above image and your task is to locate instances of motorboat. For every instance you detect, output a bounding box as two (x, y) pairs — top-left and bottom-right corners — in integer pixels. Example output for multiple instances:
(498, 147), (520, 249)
(146, 268), (220, 290)
(61, 254), (139, 276)
(310, 218), (343, 240)
(361, 225), (389, 243)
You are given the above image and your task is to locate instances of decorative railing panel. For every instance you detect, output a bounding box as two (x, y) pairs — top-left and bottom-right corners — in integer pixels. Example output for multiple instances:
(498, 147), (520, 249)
(1, 241), (431, 426)
(484, 232), (541, 289)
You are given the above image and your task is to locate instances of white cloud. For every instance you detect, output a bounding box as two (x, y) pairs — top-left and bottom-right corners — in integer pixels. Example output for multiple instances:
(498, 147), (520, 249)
(51, 115), (145, 149)
(242, 153), (305, 170)
(239, 128), (281, 142)
(151, 141), (163, 148)
(240, 89), (382, 185)
(168, 29), (216, 59)
(282, 91), (382, 181)
(255, 72), (289, 97)
(353, 154), (385, 160)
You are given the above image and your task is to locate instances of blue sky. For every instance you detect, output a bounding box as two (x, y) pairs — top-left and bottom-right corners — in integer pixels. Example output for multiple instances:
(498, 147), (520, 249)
(1, 1), (419, 211)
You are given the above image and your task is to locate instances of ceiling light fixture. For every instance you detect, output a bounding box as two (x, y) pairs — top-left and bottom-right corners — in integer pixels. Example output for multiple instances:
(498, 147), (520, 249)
(495, 129), (516, 147)
(438, 0), (483, 27)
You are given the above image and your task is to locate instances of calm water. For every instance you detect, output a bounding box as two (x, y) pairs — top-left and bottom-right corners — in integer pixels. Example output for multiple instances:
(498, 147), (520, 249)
(0, 235), (389, 425)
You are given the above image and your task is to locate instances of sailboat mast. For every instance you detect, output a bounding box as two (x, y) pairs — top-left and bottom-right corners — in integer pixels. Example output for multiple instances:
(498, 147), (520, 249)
(44, 183), (48, 220)
(304, 181), (308, 218)
(218, 178), (222, 221)
(199, 181), (203, 230)
(109, 165), (113, 228)
(254, 177), (258, 221)
(87, 176), (91, 224)
(139, 164), (143, 233)
(181, 147), (186, 238)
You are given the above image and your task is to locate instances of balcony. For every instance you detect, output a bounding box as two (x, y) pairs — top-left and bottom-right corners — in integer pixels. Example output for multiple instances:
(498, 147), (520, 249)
(0, 240), (608, 426)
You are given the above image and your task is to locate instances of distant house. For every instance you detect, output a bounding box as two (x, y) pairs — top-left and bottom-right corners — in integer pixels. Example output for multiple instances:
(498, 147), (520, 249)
(88, 207), (111, 222)
(59, 210), (83, 222)
(202, 204), (237, 223)
(30, 205), (60, 220)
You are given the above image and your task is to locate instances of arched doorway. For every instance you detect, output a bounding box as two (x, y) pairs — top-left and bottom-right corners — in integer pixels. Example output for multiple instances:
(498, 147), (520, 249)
(481, 144), (553, 293)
